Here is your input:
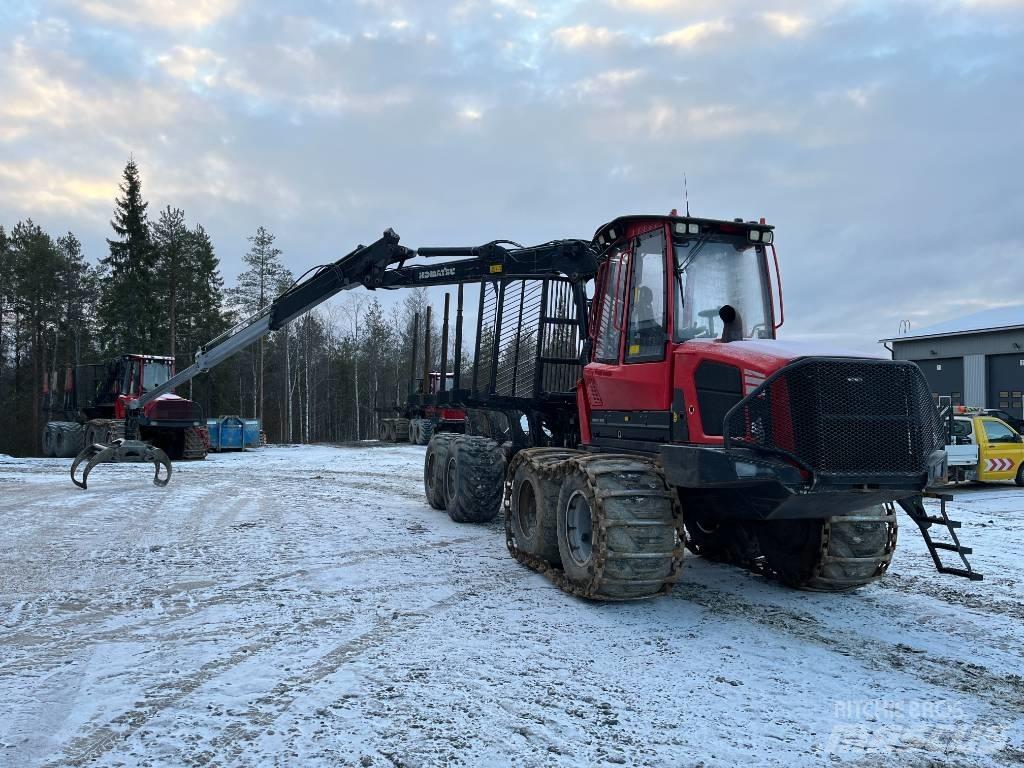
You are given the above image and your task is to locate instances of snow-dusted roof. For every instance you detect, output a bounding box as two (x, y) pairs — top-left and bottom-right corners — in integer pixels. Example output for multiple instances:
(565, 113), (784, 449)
(881, 305), (1024, 342)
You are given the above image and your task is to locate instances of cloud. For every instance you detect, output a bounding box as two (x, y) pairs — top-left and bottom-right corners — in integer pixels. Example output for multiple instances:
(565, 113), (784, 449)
(0, 160), (116, 214)
(606, 0), (684, 10)
(573, 68), (645, 97)
(551, 23), (620, 48)
(157, 46), (226, 87)
(958, 0), (1024, 8)
(1, 0), (1022, 348)
(0, 41), (180, 141)
(761, 12), (812, 37)
(628, 102), (793, 140)
(653, 19), (731, 49)
(74, 0), (240, 30)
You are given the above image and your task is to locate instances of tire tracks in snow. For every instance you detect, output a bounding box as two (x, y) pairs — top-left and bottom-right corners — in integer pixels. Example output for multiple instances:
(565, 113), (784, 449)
(41, 587), (474, 767)
(0, 536), (478, 678)
(669, 578), (1024, 714)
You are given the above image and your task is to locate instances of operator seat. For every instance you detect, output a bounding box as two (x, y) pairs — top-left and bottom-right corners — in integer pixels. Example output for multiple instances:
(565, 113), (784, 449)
(633, 286), (664, 354)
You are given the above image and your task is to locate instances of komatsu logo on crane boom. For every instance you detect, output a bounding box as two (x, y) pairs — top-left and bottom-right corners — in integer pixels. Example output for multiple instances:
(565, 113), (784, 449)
(418, 267), (457, 280)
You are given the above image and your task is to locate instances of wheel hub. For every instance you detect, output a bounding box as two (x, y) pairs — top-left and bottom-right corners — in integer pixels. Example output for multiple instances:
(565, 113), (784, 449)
(445, 455), (457, 506)
(516, 481), (537, 537)
(564, 490), (594, 566)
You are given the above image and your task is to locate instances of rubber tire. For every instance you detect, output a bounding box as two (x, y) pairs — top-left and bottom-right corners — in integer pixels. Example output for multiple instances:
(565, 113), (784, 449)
(54, 424), (84, 458)
(444, 436), (506, 523)
(424, 433), (457, 510)
(418, 419), (435, 446)
(85, 423), (103, 447)
(1016, 463), (1024, 488)
(41, 425), (56, 457)
(755, 506), (893, 592)
(183, 427), (207, 460)
(555, 458), (679, 600)
(510, 460), (561, 565)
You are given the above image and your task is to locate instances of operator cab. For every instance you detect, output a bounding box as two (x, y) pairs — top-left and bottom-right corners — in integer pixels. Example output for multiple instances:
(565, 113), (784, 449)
(120, 355), (174, 397)
(589, 214), (779, 363)
(583, 214), (782, 449)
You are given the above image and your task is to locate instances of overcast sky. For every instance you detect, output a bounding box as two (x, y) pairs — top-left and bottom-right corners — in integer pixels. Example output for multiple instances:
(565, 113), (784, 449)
(1, 0), (1022, 352)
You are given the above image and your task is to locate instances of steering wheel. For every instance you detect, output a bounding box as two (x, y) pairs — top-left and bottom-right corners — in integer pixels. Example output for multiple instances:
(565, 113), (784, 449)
(697, 308), (719, 337)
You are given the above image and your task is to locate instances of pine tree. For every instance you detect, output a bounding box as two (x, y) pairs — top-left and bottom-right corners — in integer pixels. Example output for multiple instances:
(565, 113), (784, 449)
(54, 231), (97, 371)
(0, 226), (10, 412)
(178, 223), (228, 409)
(98, 158), (157, 354)
(229, 225), (288, 424)
(10, 220), (62, 448)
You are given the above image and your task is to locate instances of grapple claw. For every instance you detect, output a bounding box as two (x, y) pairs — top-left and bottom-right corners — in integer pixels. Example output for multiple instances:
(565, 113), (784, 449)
(71, 439), (173, 489)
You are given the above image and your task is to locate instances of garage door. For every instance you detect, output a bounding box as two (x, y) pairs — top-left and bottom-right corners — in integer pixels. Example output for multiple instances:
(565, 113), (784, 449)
(987, 353), (1024, 419)
(913, 357), (964, 406)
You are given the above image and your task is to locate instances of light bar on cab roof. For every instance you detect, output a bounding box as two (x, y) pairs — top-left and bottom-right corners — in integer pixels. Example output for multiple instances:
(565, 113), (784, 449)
(674, 222), (700, 235)
(748, 228), (774, 245)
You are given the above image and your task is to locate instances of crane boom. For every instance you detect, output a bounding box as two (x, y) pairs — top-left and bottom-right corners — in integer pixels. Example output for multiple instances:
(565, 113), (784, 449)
(72, 228), (597, 488)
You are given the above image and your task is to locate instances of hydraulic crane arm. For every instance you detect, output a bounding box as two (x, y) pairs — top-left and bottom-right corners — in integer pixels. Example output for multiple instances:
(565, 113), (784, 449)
(133, 229), (412, 414)
(135, 232), (595, 413)
(71, 228), (597, 488)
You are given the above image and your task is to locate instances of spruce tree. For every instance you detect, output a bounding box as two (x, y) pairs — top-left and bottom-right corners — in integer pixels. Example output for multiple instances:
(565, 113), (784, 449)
(99, 158), (156, 354)
(151, 206), (188, 357)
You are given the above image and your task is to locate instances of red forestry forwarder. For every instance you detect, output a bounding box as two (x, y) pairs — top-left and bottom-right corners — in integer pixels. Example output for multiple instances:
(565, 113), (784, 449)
(69, 212), (982, 599)
(43, 354), (207, 462)
(378, 298), (468, 444)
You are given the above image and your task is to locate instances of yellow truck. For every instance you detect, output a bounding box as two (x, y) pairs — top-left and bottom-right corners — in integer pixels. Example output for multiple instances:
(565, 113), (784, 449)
(947, 408), (1024, 485)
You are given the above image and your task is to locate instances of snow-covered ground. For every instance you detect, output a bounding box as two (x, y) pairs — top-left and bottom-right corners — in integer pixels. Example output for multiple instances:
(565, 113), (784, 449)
(1, 445), (1023, 768)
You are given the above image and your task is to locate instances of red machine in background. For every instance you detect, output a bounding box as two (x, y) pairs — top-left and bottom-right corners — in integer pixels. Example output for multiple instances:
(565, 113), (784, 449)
(42, 354), (207, 459)
(378, 295), (467, 444)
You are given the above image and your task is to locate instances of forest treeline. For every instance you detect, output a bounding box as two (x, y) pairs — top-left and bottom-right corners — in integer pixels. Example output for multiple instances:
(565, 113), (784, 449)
(0, 159), (446, 456)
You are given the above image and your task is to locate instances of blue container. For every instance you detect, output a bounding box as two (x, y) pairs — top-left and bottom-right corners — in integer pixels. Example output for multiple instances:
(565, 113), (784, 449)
(206, 415), (253, 451)
(242, 419), (261, 448)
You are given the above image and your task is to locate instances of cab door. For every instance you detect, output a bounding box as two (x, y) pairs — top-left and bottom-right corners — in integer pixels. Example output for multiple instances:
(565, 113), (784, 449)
(582, 228), (673, 446)
(976, 417), (1024, 481)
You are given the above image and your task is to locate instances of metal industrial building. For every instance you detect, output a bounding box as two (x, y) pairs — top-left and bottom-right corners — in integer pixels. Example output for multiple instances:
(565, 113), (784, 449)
(882, 306), (1024, 419)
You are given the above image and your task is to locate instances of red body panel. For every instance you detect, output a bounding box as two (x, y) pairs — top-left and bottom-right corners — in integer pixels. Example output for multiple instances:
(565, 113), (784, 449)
(671, 340), (791, 445)
(425, 406), (466, 422)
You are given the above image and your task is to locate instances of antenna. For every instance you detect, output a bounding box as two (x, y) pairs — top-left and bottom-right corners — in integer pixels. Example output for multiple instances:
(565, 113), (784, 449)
(684, 173), (690, 217)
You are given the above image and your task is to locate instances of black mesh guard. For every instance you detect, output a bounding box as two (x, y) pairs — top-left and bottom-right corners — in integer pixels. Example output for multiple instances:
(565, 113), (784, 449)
(723, 358), (944, 479)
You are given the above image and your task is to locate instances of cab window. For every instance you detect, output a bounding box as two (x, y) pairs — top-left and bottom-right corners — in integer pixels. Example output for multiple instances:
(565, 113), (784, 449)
(982, 419), (1018, 443)
(625, 230), (667, 362)
(594, 249), (627, 363)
